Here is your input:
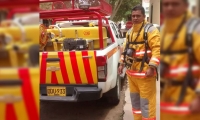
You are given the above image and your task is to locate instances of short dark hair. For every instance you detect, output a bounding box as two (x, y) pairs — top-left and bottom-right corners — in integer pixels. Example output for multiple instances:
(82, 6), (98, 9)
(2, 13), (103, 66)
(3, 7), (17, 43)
(132, 4), (145, 16)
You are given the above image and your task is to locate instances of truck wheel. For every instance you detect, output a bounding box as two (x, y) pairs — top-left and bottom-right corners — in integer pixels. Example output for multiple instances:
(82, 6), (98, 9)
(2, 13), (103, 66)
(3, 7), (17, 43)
(28, 44), (39, 66)
(106, 75), (121, 105)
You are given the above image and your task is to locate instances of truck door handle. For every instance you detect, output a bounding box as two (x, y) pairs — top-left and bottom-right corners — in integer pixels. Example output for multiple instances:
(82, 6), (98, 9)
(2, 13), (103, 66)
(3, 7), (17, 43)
(82, 56), (92, 58)
(46, 58), (60, 62)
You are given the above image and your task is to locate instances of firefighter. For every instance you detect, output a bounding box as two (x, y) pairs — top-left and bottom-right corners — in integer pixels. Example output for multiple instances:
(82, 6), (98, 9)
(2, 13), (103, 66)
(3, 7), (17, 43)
(160, 0), (200, 120)
(118, 5), (160, 120)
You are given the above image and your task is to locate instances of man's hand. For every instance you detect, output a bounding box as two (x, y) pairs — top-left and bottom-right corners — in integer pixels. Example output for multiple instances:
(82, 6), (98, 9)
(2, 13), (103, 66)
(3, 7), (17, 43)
(118, 64), (124, 75)
(145, 66), (155, 77)
(190, 96), (200, 113)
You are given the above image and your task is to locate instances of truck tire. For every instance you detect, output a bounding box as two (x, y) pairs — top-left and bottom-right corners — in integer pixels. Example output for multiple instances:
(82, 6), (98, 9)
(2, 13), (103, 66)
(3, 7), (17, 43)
(105, 75), (121, 105)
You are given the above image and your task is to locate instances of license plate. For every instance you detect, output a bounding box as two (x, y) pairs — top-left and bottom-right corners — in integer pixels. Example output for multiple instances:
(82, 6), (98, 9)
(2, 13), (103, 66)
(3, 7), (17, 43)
(46, 86), (66, 96)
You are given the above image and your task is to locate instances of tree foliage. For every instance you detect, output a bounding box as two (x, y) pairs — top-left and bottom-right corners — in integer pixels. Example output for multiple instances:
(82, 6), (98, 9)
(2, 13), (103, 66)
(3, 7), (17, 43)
(106, 0), (141, 22)
(40, 0), (141, 22)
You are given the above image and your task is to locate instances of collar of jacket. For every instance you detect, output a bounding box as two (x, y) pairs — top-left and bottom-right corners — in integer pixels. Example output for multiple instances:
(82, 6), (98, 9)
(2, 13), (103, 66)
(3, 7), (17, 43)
(163, 11), (193, 33)
(132, 20), (147, 32)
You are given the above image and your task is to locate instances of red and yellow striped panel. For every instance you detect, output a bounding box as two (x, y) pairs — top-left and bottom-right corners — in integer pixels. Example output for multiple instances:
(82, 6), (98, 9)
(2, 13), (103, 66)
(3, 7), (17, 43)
(0, 68), (39, 120)
(40, 51), (98, 84)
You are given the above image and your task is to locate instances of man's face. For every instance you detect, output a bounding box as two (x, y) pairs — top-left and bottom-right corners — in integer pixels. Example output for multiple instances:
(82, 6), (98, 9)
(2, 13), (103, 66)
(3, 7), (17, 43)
(162, 0), (188, 19)
(132, 10), (145, 24)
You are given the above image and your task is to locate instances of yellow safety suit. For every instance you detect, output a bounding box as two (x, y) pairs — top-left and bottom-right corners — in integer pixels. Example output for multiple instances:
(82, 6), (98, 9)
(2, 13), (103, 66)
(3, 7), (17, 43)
(120, 21), (160, 120)
(160, 11), (200, 120)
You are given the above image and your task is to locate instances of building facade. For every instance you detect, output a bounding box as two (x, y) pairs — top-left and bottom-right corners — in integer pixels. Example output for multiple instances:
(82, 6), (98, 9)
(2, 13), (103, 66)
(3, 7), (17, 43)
(149, 0), (160, 25)
(142, 0), (150, 22)
(188, 0), (197, 16)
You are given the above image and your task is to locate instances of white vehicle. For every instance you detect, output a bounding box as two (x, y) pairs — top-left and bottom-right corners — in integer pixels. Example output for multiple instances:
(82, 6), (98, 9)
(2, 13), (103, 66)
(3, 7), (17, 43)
(39, 0), (125, 105)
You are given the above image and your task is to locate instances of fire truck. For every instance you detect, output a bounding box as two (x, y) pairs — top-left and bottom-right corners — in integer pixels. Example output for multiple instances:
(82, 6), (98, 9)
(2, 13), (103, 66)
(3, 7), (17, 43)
(39, 0), (125, 105)
(0, 1), (39, 120)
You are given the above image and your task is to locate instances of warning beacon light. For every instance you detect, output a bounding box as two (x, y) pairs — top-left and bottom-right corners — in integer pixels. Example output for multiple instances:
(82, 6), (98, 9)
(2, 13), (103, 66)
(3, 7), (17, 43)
(79, 1), (91, 10)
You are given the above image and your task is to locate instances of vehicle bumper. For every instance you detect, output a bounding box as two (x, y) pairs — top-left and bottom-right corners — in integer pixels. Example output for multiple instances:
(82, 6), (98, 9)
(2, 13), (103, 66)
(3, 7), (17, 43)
(40, 84), (102, 102)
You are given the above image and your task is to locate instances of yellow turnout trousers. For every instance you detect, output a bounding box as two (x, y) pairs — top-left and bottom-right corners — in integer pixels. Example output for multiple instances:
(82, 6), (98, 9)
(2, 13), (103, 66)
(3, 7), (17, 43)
(127, 74), (156, 120)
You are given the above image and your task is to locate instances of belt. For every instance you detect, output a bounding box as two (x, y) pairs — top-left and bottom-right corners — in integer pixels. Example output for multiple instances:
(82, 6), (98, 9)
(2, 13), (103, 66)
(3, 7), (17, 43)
(126, 56), (143, 62)
(128, 41), (145, 45)
(133, 58), (143, 62)
(167, 79), (197, 90)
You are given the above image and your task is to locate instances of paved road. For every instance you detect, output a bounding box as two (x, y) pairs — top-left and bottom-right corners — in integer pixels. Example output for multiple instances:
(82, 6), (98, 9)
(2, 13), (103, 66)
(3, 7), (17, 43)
(40, 80), (127, 120)
(40, 68), (160, 120)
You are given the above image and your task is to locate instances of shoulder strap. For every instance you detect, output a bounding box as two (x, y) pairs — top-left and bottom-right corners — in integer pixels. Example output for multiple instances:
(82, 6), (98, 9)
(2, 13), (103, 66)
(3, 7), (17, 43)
(122, 27), (133, 64)
(127, 27), (133, 43)
(186, 17), (200, 84)
(185, 18), (200, 49)
(143, 23), (154, 41)
(185, 18), (200, 66)
(138, 23), (154, 73)
(176, 17), (200, 105)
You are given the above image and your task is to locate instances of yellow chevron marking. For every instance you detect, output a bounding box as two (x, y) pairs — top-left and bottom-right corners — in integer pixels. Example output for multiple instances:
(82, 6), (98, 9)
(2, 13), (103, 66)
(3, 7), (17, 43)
(29, 68), (40, 113)
(53, 58), (64, 84)
(88, 51), (97, 83)
(63, 52), (76, 84)
(46, 53), (59, 84)
(55, 70), (64, 84)
(14, 87), (29, 120)
(14, 100), (29, 120)
(45, 71), (52, 84)
(0, 69), (19, 120)
(0, 103), (6, 120)
(76, 51), (88, 84)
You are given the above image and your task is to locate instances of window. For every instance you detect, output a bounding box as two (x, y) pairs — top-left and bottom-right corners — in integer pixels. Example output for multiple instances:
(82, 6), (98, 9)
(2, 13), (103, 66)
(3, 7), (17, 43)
(114, 23), (123, 38)
(110, 23), (119, 38)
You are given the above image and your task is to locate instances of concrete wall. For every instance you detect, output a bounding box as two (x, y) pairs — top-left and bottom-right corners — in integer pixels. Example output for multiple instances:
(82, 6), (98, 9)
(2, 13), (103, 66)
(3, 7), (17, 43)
(149, 0), (160, 25)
